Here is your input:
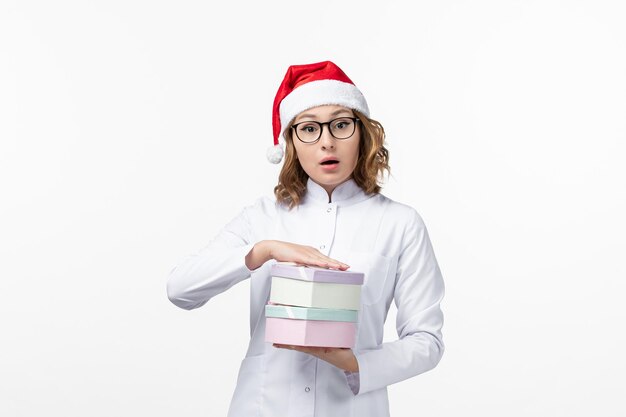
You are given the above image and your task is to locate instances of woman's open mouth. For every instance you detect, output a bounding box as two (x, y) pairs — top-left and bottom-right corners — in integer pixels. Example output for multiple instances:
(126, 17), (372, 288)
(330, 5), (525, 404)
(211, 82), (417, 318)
(320, 159), (340, 170)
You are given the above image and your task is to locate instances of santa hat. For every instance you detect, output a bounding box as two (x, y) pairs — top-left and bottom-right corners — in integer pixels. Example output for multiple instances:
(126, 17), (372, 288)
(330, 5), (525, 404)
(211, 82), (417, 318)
(267, 61), (370, 164)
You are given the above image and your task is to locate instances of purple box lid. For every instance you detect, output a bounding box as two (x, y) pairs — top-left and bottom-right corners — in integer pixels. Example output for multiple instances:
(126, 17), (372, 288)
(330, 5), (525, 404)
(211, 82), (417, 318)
(270, 262), (364, 285)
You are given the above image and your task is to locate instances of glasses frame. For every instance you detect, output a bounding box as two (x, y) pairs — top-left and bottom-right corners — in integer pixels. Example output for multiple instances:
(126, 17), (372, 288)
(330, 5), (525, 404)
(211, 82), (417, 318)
(290, 117), (360, 144)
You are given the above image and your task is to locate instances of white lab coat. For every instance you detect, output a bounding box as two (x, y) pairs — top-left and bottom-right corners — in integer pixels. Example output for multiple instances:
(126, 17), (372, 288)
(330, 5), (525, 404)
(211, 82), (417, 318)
(167, 178), (445, 417)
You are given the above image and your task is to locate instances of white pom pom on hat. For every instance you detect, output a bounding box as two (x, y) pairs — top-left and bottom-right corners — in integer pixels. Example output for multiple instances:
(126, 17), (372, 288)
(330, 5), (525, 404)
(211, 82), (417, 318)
(268, 61), (370, 163)
(266, 142), (284, 164)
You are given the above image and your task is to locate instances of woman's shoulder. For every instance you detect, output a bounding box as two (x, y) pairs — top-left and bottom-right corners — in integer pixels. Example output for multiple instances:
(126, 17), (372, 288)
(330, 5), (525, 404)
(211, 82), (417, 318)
(241, 193), (279, 217)
(375, 192), (427, 229)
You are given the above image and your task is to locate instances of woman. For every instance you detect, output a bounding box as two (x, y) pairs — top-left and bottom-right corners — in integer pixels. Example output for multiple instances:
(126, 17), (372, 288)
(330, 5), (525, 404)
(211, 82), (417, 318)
(167, 61), (445, 417)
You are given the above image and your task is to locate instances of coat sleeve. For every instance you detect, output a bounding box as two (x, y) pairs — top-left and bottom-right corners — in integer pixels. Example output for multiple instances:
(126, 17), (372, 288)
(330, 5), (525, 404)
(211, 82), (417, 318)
(166, 201), (261, 310)
(352, 209), (445, 395)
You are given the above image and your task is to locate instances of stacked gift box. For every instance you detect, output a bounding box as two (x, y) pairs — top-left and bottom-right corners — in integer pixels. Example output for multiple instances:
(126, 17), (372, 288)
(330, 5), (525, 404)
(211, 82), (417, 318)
(265, 262), (364, 348)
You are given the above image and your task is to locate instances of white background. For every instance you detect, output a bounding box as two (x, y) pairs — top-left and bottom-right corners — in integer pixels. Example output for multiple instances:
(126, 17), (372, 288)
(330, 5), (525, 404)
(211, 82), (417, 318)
(1, 1), (625, 416)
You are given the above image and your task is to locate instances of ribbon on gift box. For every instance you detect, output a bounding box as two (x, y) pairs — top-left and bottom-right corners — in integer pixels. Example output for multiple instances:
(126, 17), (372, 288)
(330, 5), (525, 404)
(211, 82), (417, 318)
(265, 304), (359, 322)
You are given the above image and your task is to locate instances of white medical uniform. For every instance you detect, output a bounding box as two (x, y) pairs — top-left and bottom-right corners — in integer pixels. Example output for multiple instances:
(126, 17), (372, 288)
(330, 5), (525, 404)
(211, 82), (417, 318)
(167, 177), (445, 417)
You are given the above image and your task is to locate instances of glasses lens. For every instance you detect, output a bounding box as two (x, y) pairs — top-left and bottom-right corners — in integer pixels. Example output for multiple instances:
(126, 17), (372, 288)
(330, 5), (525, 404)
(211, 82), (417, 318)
(295, 122), (321, 143)
(330, 118), (356, 139)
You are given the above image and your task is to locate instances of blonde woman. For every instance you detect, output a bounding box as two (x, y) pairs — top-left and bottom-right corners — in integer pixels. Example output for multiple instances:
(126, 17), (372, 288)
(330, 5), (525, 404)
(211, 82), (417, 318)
(167, 61), (445, 417)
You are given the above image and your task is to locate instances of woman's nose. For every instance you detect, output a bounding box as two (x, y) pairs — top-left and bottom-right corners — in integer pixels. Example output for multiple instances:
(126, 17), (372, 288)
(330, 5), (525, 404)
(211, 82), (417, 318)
(319, 126), (335, 149)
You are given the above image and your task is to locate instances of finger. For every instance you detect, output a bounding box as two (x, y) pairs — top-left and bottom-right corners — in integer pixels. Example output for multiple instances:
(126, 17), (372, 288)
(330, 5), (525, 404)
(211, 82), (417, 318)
(289, 248), (348, 270)
(328, 262), (350, 270)
(314, 253), (350, 270)
(319, 258), (350, 270)
(301, 256), (335, 269)
(274, 343), (301, 351)
(303, 253), (350, 270)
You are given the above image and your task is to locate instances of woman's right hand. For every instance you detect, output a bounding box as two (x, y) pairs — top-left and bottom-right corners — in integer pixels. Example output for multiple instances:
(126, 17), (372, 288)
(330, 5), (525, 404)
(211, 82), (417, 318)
(245, 240), (349, 271)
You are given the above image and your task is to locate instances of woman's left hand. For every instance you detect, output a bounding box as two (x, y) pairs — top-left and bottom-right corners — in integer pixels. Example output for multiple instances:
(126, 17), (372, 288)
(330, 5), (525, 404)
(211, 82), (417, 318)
(273, 344), (359, 372)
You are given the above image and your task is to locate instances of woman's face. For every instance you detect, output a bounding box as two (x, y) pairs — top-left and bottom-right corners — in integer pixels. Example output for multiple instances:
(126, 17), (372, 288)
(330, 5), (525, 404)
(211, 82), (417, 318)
(291, 105), (361, 196)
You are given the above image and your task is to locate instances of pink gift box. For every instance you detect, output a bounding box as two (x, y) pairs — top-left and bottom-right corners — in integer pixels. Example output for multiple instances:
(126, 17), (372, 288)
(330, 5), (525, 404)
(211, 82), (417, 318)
(265, 317), (357, 348)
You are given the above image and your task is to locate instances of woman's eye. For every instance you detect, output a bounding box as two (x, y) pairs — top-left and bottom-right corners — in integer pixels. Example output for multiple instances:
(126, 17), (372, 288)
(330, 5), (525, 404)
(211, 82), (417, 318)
(333, 120), (352, 130)
(300, 125), (318, 133)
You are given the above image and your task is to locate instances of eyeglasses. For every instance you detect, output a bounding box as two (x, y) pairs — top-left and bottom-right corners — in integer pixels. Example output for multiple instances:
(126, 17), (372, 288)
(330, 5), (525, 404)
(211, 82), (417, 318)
(291, 117), (360, 143)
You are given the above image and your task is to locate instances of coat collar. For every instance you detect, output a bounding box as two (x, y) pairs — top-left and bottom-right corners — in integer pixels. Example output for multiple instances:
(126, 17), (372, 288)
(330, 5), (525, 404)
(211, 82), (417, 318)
(303, 177), (373, 207)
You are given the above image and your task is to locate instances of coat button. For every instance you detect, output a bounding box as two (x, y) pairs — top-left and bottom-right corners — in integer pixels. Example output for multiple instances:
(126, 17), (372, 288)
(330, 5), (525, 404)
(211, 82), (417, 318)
(305, 387), (311, 392)
(326, 207), (333, 213)
(319, 245), (325, 250)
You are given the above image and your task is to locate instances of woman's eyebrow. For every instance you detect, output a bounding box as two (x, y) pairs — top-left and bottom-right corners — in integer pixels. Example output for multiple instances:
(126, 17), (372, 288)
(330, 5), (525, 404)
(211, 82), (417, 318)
(330, 109), (353, 116)
(295, 109), (353, 122)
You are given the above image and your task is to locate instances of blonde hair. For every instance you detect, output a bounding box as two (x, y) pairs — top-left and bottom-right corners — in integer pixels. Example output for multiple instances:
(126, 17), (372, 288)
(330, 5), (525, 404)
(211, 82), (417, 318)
(274, 110), (390, 210)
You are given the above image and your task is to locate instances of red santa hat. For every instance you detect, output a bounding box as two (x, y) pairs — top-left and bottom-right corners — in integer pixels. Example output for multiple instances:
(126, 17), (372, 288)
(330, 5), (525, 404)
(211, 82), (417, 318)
(267, 61), (370, 163)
